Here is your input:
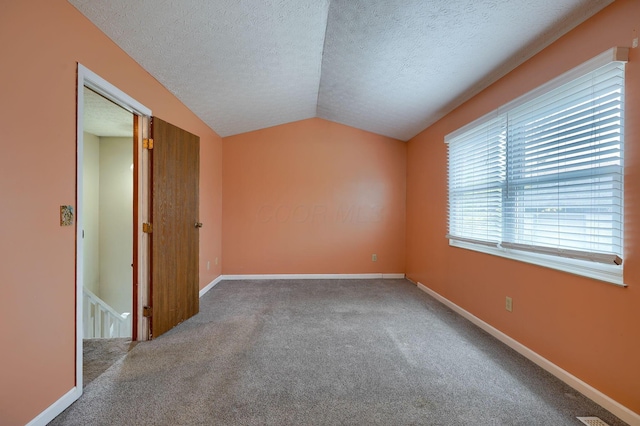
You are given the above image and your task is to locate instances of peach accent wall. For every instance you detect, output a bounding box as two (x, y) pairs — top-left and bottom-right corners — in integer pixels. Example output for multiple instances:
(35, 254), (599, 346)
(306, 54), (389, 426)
(406, 0), (640, 414)
(0, 1), (222, 424)
(223, 118), (406, 275)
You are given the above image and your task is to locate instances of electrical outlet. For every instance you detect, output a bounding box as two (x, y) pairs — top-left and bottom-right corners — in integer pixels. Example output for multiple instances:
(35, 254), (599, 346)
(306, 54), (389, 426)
(633, 37), (638, 48)
(505, 296), (513, 312)
(372, 254), (377, 262)
(215, 257), (219, 265)
(207, 261), (210, 270)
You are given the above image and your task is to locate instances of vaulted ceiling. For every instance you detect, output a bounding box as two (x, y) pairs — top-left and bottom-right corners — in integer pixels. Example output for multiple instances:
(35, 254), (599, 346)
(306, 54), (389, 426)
(69, 0), (613, 141)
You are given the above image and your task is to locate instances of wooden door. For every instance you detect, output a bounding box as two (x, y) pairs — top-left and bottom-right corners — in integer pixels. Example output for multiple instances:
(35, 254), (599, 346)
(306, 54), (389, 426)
(149, 117), (200, 338)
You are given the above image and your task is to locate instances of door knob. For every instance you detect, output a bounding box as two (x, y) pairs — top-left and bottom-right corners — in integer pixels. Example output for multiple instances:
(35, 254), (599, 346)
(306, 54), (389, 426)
(195, 222), (203, 228)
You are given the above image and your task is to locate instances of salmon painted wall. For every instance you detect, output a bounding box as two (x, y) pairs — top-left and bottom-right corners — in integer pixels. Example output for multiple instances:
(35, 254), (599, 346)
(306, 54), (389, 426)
(406, 0), (640, 414)
(223, 118), (406, 275)
(0, 1), (222, 424)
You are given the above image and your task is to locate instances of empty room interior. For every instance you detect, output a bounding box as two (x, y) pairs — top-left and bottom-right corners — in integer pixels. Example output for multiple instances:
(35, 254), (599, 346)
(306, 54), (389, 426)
(1, 0), (639, 425)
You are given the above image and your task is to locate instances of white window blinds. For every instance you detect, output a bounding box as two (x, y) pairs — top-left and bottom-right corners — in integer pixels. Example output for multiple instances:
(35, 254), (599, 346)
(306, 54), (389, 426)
(503, 61), (624, 264)
(447, 115), (506, 246)
(446, 49), (626, 267)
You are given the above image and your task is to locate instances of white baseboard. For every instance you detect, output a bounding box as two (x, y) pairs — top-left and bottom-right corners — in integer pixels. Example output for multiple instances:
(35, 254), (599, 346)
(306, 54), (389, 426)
(199, 275), (225, 297)
(26, 387), (81, 426)
(416, 282), (640, 426)
(382, 273), (405, 279)
(220, 273), (405, 281)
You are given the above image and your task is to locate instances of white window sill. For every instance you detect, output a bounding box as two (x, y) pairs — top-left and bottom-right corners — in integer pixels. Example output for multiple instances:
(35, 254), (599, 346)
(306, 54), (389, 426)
(449, 239), (626, 287)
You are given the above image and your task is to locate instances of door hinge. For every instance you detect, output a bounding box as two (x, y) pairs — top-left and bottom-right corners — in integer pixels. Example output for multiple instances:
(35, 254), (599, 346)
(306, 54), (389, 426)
(143, 222), (153, 233)
(143, 138), (154, 150)
(143, 306), (153, 317)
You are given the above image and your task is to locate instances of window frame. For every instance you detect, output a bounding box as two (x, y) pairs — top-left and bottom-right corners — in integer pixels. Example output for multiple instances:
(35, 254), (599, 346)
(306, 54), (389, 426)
(445, 47), (628, 287)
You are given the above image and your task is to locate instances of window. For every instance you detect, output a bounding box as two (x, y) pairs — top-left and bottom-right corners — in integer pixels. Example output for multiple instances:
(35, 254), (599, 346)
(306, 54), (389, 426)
(446, 48), (627, 285)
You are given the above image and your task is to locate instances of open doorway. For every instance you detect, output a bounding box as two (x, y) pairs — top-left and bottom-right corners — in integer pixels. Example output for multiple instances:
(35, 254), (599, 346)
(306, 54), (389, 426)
(81, 87), (134, 385)
(76, 64), (152, 393)
(82, 86), (134, 339)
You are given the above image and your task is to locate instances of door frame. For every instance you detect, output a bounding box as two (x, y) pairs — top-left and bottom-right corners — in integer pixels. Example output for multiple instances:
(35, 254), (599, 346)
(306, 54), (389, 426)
(76, 64), (152, 388)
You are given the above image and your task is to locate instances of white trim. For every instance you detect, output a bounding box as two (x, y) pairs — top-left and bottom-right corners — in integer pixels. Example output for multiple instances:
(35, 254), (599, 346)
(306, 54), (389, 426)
(199, 275), (225, 297)
(416, 282), (640, 426)
(221, 273), (405, 281)
(79, 65), (151, 117)
(382, 273), (405, 279)
(75, 68), (86, 401)
(26, 387), (80, 426)
(450, 239), (625, 287)
(499, 242), (622, 266)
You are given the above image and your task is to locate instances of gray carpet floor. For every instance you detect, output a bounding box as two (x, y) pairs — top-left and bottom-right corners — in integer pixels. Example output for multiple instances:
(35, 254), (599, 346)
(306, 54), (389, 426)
(51, 279), (627, 425)
(83, 338), (133, 387)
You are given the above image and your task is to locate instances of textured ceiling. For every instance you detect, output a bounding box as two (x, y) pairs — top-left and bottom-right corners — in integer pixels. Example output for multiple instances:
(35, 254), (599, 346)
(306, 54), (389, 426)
(83, 87), (133, 137)
(69, 0), (613, 141)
